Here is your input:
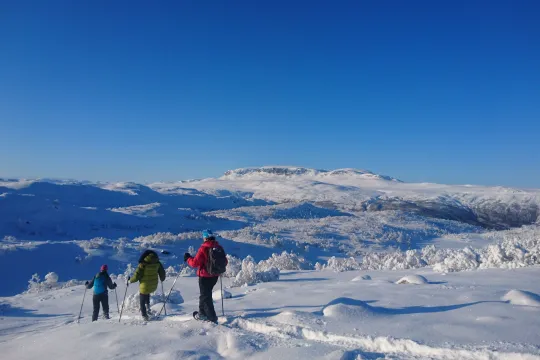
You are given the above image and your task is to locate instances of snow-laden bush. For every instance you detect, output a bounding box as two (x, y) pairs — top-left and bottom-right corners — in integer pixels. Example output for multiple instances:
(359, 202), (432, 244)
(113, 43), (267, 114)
(25, 272), (84, 294)
(165, 266), (178, 277)
(318, 256), (361, 272)
(114, 237), (128, 256)
(232, 256), (280, 287)
(257, 251), (311, 271)
(224, 255), (242, 278)
(316, 226), (540, 273)
(133, 232), (179, 247)
(0, 243), (18, 254)
(480, 236), (540, 269)
(361, 250), (426, 271)
(44, 272), (59, 284)
(432, 247), (479, 273)
(179, 265), (196, 277)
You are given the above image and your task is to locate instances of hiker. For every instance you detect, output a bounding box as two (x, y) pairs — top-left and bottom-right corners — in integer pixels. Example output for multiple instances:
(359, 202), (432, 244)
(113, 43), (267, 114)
(129, 250), (166, 320)
(86, 264), (117, 321)
(184, 230), (227, 323)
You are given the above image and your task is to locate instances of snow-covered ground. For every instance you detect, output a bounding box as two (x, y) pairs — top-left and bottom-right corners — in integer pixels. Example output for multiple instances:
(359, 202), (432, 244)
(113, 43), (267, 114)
(2, 267), (540, 359)
(1, 167), (540, 358)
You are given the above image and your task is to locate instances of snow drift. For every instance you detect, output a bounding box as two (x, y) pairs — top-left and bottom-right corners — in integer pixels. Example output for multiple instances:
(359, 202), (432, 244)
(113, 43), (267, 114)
(502, 290), (540, 307)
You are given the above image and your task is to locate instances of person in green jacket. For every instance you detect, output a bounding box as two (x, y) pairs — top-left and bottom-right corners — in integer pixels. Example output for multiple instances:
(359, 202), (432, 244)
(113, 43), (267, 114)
(129, 250), (166, 320)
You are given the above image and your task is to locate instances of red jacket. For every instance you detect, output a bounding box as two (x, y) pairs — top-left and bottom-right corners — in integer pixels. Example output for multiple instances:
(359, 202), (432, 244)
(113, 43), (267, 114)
(187, 240), (226, 278)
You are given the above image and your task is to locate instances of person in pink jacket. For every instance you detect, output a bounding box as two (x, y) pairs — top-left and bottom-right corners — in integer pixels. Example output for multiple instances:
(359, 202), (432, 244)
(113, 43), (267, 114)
(184, 230), (228, 323)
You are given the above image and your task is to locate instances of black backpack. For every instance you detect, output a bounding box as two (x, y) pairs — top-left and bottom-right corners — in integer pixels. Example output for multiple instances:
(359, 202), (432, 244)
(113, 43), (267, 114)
(206, 245), (227, 275)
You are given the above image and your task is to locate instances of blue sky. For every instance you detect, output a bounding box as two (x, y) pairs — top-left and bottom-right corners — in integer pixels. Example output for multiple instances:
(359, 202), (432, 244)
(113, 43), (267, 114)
(1, 1), (538, 187)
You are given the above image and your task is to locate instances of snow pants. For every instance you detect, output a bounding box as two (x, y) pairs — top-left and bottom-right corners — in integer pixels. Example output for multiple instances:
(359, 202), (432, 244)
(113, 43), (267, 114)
(139, 293), (151, 317)
(198, 276), (219, 322)
(92, 292), (109, 321)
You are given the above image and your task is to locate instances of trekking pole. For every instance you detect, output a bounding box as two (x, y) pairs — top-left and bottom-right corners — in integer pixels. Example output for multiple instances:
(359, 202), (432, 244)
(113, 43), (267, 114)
(118, 278), (130, 323)
(77, 286), (88, 323)
(220, 275), (225, 317)
(157, 272), (181, 317)
(160, 281), (167, 316)
(114, 287), (120, 314)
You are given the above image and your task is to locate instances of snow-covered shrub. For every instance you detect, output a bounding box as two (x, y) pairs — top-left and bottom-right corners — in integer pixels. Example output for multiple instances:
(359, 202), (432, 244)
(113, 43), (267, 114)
(25, 273), (84, 294)
(480, 235), (540, 269)
(361, 250), (426, 271)
(44, 272), (59, 284)
(121, 263), (135, 280)
(179, 265), (196, 277)
(177, 232), (201, 241)
(432, 247), (480, 273)
(26, 273), (42, 293)
(133, 232), (179, 247)
(76, 237), (110, 255)
(224, 255), (242, 278)
(232, 256), (280, 287)
(257, 251), (311, 271)
(0, 243), (18, 254)
(165, 266), (178, 277)
(318, 256), (361, 272)
(114, 237), (128, 255)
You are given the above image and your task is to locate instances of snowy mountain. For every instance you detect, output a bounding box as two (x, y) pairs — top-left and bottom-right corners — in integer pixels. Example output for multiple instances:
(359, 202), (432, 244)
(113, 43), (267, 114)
(153, 166), (540, 229)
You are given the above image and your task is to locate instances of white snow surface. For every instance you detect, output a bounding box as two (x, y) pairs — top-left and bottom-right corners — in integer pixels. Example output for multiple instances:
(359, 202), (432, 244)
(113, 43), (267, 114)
(1, 268), (540, 359)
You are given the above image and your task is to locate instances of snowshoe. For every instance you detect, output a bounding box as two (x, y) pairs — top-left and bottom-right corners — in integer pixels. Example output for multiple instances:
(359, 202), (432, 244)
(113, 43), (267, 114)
(193, 311), (217, 324)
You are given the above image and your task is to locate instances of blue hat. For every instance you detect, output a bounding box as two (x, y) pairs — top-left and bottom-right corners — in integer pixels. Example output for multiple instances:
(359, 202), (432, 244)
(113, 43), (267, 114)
(202, 229), (213, 239)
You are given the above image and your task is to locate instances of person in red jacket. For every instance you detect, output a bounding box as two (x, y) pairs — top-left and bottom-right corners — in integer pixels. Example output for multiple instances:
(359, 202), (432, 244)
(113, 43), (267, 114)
(184, 230), (227, 323)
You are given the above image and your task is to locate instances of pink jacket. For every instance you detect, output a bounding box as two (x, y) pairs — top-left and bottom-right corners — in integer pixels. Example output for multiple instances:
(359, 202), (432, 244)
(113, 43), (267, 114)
(187, 240), (226, 278)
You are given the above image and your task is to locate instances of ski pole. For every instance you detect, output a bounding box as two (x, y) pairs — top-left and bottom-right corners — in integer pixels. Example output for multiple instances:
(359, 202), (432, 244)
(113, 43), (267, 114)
(114, 287), (120, 314)
(157, 272), (181, 317)
(220, 275), (225, 317)
(77, 286), (88, 323)
(161, 281), (167, 316)
(118, 278), (130, 323)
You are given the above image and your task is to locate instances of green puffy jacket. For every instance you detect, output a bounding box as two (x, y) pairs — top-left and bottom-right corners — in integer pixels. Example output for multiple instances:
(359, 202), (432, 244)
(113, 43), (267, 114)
(130, 251), (166, 295)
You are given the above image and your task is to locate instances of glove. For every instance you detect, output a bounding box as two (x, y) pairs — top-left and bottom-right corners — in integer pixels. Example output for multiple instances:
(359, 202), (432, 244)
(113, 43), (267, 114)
(184, 253), (191, 262)
(85, 281), (89, 286)
(113, 282), (117, 289)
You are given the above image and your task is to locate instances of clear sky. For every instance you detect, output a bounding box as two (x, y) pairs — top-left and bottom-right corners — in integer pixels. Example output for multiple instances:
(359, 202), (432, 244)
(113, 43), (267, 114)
(1, 1), (539, 187)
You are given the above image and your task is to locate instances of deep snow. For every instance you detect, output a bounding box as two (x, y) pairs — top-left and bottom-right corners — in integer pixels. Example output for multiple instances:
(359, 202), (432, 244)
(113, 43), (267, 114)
(1, 267), (540, 359)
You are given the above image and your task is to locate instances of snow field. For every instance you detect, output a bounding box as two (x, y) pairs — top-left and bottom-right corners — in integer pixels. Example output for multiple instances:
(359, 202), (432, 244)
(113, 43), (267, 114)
(3, 267), (540, 359)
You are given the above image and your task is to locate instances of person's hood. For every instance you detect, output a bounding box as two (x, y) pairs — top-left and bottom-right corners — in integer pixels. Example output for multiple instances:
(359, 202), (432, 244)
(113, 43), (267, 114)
(144, 252), (159, 264)
(139, 250), (159, 264)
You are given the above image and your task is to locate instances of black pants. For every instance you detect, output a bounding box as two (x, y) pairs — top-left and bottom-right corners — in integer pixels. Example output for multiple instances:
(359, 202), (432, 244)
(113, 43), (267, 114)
(92, 292), (109, 321)
(140, 293), (151, 317)
(199, 276), (219, 321)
